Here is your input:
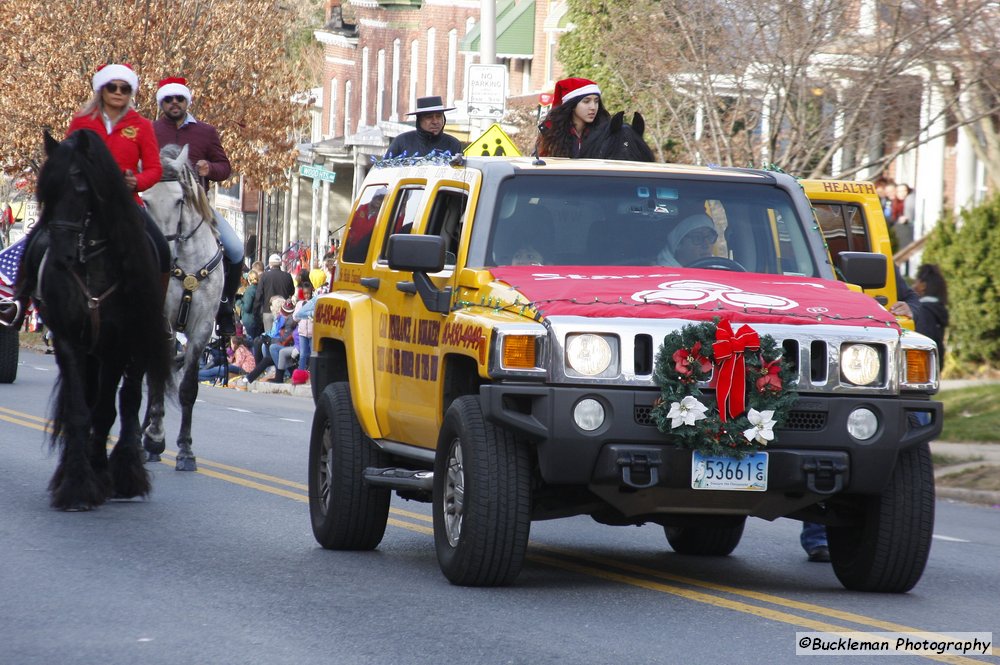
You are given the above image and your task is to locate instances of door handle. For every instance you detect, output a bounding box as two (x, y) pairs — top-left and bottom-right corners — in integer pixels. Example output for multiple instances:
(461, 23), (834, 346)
(360, 277), (380, 290)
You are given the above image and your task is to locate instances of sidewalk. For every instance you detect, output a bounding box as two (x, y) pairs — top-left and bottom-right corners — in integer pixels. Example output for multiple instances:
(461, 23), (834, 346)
(931, 440), (1000, 507)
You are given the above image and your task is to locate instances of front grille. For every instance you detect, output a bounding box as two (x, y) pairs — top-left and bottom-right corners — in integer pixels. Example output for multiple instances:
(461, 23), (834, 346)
(778, 410), (827, 431)
(634, 405), (656, 426)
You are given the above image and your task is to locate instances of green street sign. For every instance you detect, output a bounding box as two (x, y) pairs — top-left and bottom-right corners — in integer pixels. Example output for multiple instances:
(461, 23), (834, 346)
(299, 164), (337, 183)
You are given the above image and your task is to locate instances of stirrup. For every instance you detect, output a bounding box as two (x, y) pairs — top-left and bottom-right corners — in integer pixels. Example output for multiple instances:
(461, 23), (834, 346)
(0, 298), (23, 329)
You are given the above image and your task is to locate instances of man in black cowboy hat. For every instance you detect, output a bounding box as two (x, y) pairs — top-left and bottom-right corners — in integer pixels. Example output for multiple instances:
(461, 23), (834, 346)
(384, 96), (464, 158)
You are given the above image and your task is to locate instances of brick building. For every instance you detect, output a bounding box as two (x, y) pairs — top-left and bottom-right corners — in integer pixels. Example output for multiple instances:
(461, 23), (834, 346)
(287, 0), (569, 259)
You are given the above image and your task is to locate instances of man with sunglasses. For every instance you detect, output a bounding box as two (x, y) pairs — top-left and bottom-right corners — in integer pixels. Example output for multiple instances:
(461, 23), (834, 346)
(153, 76), (243, 337)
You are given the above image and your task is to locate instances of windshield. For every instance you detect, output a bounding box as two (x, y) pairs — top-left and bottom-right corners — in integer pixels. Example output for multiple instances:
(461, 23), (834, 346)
(486, 175), (819, 276)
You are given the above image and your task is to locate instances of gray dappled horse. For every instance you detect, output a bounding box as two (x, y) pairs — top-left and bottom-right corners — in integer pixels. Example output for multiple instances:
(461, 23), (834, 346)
(141, 144), (224, 471)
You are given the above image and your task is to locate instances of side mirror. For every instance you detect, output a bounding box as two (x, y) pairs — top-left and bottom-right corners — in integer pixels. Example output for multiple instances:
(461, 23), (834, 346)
(387, 234), (446, 273)
(838, 251), (888, 290)
(386, 234), (452, 314)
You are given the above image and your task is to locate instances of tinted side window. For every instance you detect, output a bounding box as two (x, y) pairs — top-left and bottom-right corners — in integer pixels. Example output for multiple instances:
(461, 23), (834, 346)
(425, 189), (469, 265)
(379, 187), (425, 259)
(341, 186), (389, 264)
(814, 202), (870, 265)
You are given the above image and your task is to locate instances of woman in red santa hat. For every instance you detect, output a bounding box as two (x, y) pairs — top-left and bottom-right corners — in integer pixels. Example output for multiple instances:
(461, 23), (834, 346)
(535, 77), (611, 158)
(67, 63), (169, 274)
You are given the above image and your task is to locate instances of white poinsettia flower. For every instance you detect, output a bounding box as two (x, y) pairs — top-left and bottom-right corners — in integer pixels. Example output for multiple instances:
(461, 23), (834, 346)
(742, 408), (776, 445)
(667, 395), (709, 428)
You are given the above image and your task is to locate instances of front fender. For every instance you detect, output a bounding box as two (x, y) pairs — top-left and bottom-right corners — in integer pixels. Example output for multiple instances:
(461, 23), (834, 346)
(313, 292), (382, 439)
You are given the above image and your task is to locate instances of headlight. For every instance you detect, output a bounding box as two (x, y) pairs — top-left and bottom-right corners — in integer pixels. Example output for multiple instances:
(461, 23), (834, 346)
(565, 334), (614, 376)
(841, 344), (881, 385)
(847, 407), (878, 440)
(573, 398), (605, 431)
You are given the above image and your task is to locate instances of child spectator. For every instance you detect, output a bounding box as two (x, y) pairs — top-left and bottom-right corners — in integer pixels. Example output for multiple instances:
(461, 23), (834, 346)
(293, 281), (315, 371)
(198, 335), (255, 385)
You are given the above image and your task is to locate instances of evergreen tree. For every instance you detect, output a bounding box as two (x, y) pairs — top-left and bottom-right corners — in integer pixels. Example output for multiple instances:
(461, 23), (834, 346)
(923, 196), (1000, 367)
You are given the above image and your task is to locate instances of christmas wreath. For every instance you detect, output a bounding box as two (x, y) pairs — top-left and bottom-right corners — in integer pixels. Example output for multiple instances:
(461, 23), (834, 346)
(651, 318), (798, 458)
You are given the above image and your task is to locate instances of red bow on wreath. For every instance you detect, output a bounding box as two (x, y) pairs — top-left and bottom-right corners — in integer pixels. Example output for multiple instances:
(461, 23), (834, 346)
(713, 320), (760, 421)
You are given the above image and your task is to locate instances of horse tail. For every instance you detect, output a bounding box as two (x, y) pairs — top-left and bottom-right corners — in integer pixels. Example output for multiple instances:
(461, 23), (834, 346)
(124, 229), (174, 398)
(109, 203), (174, 398)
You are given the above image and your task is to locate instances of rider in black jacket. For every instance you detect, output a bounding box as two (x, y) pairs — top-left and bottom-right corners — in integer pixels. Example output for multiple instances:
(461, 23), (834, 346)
(384, 96), (463, 159)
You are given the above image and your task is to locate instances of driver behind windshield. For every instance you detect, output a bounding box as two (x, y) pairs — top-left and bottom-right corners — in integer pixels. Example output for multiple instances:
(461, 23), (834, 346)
(656, 213), (718, 266)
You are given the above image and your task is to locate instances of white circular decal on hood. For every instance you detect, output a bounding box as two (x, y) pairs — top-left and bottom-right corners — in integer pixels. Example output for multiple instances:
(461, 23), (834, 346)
(631, 280), (799, 310)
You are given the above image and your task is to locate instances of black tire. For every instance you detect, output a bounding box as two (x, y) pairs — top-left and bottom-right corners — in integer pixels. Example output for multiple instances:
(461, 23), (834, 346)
(0, 326), (17, 384)
(828, 442), (935, 593)
(433, 395), (531, 586)
(308, 382), (390, 550)
(665, 517), (746, 556)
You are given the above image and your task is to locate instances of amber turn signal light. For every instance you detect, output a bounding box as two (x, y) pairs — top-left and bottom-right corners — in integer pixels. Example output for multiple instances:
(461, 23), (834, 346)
(502, 336), (537, 369)
(905, 349), (932, 384)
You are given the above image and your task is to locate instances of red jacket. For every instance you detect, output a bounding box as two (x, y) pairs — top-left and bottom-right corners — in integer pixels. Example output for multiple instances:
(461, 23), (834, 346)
(67, 108), (163, 204)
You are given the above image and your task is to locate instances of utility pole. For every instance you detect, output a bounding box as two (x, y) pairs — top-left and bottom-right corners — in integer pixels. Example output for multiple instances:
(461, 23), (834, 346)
(477, 0), (497, 137)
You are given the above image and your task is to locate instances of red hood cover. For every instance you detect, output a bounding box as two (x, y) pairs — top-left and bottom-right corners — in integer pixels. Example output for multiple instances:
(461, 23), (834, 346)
(489, 266), (898, 328)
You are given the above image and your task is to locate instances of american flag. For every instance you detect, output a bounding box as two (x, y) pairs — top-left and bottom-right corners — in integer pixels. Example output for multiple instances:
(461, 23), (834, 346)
(0, 237), (26, 300)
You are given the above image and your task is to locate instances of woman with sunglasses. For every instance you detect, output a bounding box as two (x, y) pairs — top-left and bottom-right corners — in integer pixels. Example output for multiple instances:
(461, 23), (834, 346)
(66, 63), (169, 275)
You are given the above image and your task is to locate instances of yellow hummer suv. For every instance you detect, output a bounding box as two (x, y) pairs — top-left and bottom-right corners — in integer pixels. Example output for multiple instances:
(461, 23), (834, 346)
(308, 155), (940, 591)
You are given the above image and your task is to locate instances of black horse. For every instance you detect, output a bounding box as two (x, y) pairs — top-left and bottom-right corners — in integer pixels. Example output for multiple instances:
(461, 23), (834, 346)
(21, 130), (172, 510)
(580, 111), (656, 162)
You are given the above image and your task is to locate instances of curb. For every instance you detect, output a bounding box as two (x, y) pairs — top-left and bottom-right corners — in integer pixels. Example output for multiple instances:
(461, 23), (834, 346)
(243, 379), (311, 398)
(935, 486), (1000, 507)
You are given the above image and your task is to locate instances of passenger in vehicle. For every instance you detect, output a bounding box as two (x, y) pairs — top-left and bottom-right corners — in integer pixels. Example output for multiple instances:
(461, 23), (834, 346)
(656, 213), (718, 266)
(511, 244), (545, 266)
(492, 206), (553, 266)
(536, 77), (611, 158)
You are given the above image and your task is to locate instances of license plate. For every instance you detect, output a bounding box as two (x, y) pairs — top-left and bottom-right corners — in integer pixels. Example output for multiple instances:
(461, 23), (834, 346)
(691, 451), (768, 491)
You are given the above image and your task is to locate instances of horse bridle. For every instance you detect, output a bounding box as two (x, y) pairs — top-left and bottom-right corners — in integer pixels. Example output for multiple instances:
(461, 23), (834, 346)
(43, 173), (118, 350)
(160, 174), (223, 332)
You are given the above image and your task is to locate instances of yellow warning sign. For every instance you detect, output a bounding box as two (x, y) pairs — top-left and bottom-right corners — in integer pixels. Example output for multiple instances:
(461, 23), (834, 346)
(464, 123), (521, 157)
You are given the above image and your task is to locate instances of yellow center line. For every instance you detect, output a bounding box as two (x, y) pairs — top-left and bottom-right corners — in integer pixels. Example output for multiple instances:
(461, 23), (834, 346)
(0, 406), (50, 424)
(528, 554), (990, 665)
(535, 544), (997, 652)
(2, 406), (994, 662)
(0, 412), (52, 433)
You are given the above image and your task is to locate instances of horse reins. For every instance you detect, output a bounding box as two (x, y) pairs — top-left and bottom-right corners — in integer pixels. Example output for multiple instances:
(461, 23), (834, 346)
(45, 212), (118, 352)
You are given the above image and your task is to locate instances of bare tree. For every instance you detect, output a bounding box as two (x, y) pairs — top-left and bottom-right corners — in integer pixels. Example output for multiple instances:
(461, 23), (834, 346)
(0, 0), (316, 190)
(561, 0), (1000, 182)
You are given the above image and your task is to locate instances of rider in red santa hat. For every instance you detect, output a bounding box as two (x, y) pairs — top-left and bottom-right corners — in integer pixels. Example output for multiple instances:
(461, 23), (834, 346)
(153, 75), (244, 336)
(535, 77), (611, 158)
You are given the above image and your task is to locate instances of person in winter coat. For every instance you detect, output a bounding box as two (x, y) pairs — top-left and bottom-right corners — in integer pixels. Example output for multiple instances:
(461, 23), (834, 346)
(240, 269), (261, 338)
(1, 64), (172, 329)
(198, 335), (255, 384)
(255, 254), (295, 333)
(153, 76), (243, 336)
(913, 263), (949, 370)
(384, 96), (463, 158)
(535, 77), (611, 158)
(293, 281), (315, 371)
(67, 64), (170, 273)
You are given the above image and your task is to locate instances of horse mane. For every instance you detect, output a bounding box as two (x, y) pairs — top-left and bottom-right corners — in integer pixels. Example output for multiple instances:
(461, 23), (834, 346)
(579, 111), (656, 162)
(159, 144), (216, 226)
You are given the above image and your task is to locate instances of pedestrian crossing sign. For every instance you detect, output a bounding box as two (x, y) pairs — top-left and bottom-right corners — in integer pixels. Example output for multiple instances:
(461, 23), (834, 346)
(464, 123), (520, 157)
